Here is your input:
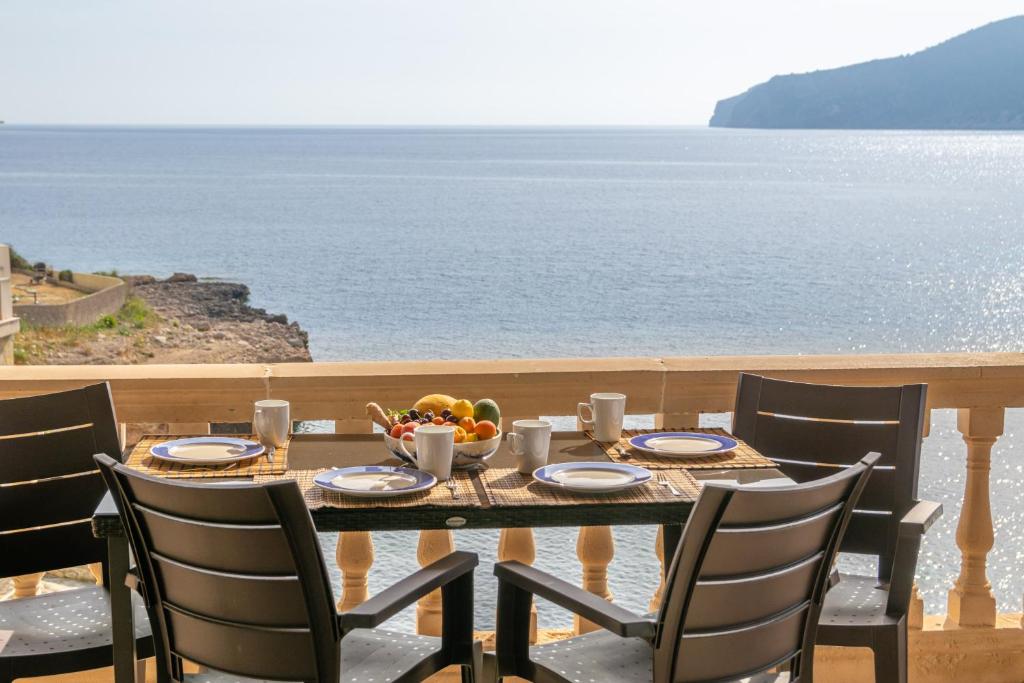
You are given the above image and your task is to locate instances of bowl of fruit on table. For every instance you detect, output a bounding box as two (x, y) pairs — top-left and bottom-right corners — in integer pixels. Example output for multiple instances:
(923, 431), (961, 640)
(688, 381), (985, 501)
(367, 395), (502, 468)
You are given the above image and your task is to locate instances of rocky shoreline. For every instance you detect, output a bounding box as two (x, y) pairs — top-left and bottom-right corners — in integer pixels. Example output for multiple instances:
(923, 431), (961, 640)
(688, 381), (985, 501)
(23, 273), (312, 365)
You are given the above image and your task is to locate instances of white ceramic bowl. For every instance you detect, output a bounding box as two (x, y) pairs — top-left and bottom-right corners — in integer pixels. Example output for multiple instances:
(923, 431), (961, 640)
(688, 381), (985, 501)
(383, 430), (502, 468)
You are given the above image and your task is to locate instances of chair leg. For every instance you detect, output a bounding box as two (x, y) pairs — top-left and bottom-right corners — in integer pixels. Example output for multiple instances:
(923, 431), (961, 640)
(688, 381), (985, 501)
(461, 640), (485, 682)
(872, 623), (907, 683)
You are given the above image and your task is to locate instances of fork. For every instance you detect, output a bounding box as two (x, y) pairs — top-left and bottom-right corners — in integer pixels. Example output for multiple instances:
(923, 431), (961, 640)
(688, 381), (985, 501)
(446, 478), (460, 499)
(656, 472), (682, 497)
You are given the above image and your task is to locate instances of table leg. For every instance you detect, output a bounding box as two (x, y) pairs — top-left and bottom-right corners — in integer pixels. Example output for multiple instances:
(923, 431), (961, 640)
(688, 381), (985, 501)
(662, 524), (683, 579)
(108, 534), (138, 683)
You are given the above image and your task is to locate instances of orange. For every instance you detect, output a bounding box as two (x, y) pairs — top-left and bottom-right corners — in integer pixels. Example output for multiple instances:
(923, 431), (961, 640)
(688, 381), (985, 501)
(458, 416), (476, 433)
(453, 426), (467, 443)
(474, 420), (498, 440)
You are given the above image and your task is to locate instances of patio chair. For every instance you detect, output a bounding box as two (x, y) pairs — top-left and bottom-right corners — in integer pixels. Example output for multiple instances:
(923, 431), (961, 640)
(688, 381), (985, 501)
(732, 373), (943, 683)
(0, 382), (153, 683)
(493, 453), (879, 682)
(94, 453), (484, 683)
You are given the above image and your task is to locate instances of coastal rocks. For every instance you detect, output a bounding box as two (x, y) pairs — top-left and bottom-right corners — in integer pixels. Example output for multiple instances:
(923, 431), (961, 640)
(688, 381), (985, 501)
(20, 274), (312, 365)
(130, 277), (312, 364)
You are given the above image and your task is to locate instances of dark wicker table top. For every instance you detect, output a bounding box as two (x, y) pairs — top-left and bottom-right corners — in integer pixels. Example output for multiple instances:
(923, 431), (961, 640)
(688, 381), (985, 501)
(93, 431), (785, 537)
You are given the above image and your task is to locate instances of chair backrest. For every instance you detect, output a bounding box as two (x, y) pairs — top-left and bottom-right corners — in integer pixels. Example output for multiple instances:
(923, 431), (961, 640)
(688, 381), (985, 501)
(0, 382), (121, 578)
(731, 373), (926, 581)
(95, 455), (340, 683)
(653, 454), (877, 683)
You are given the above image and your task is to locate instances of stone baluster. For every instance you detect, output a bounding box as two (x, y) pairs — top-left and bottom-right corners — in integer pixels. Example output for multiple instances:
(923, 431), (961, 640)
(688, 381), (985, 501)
(89, 563), (105, 586)
(416, 530), (455, 636)
(12, 573), (44, 598)
(908, 411), (932, 630)
(650, 412), (699, 610)
(575, 526), (614, 634)
(947, 407), (1003, 627)
(336, 532), (374, 612)
(649, 527), (666, 612)
(334, 419), (375, 613)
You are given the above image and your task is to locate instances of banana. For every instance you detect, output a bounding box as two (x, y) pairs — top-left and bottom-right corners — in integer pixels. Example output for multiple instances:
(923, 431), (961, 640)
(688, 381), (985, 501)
(365, 402), (392, 430)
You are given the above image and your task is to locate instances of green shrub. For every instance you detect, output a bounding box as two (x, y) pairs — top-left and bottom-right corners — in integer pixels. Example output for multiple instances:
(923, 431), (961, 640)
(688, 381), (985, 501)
(97, 314), (117, 329)
(8, 247), (31, 271)
(58, 269), (74, 282)
(117, 296), (156, 329)
(93, 269), (119, 277)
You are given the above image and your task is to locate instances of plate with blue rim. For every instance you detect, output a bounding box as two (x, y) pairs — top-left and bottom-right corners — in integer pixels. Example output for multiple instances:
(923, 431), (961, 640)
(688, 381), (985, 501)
(628, 432), (738, 458)
(149, 437), (265, 465)
(532, 462), (652, 494)
(313, 466), (437, 498)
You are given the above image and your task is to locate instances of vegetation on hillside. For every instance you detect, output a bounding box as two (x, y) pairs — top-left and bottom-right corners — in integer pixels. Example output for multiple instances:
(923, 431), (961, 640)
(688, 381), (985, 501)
(710, 16), (1024, 129)
(13, 295), (159, 364)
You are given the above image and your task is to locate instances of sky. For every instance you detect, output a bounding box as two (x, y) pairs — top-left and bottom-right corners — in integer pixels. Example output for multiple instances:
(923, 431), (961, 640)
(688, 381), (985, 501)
(0, 0), (1018, 125)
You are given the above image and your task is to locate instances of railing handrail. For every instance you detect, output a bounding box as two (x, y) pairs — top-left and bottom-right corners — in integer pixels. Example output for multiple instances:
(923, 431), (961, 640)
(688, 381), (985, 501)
(1, 352), (1023, 422)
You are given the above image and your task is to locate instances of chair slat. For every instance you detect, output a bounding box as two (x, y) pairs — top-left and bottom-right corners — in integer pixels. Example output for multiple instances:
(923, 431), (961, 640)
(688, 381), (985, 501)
(685, 553), (825, 631)
(1, 521), (106, 576)
(0, 471), (106, 532)
(841, 512), (892, 555)
(702, 504), (843, 577)
(676, 603), (808, 683)
(0, 384), (120, 446)
(165, 606), (317, 681)
(768, 459), (896, 511)
(753, 414), (899, 467)
(126, 474), (280, 524)
(0, 426), (102, 484)
(752, 378), (905, 422)
(154, 554), (309, 627)
(136, 505), (296, 575)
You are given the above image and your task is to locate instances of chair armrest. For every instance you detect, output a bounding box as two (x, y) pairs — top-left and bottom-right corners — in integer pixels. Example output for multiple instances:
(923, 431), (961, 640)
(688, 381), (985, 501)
(495, 561), (656, 640)
(887, 500), (943, 615)
(899, 500), (943, 537)
(339, 551), (478, 630)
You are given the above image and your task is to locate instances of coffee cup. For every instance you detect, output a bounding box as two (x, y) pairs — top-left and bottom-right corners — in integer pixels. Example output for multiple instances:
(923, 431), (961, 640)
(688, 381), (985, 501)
(254, 399), (290, 448)
(508, 419), (552, 474)
(402, 424), (455, 481)
(577, 392), (626, 442)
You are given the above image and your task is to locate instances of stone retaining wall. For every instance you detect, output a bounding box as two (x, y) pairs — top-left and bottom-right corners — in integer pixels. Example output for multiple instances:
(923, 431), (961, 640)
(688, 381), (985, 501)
(14, 272), (128, 327)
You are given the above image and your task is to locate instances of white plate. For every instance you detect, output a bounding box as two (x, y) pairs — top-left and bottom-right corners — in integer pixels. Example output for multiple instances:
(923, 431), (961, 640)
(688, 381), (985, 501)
(149, 437), (265, 465)
(533, 462), (652, 494)
(628, 432), (738, 457)
(313, 466), (437, 498)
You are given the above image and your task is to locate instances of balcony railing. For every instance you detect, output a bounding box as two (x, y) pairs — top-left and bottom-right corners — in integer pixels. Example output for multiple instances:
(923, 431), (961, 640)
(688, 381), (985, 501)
(2, 352), (1023, 681)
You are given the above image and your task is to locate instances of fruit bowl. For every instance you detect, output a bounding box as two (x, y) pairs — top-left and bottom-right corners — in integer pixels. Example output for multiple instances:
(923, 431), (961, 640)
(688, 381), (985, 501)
(383, 431), (503, 469)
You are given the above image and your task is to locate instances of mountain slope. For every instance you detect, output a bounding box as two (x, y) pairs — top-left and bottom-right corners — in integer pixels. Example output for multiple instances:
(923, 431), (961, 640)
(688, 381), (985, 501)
(709, 16), (1024, 129)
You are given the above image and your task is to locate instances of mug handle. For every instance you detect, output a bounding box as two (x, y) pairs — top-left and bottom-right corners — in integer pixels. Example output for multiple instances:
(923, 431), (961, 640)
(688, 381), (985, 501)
(508, 432), (523, 455)
(399, 436), (418, 464)
(253, 407), (265, 436)
(577, 402), (595, 427)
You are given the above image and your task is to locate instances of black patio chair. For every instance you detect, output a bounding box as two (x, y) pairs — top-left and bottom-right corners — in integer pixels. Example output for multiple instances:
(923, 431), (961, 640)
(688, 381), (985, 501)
(493, 453), (879, 682)
(95, 453), (483, 683)
(732, 373), (943, 683)
(0, 382), (153, 683)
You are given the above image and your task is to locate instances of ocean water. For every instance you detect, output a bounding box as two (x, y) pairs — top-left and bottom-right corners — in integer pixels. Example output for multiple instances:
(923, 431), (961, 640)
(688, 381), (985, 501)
(2, 125), (1022, 630)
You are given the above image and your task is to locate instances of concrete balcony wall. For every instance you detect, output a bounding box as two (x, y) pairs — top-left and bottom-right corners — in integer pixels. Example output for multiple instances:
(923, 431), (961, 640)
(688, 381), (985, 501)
(2, 353), (1023, 682)
(13, 271), (127, 327)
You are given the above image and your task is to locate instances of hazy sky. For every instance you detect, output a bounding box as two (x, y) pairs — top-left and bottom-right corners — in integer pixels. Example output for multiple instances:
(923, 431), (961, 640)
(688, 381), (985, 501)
(0, 1), (1018, 125)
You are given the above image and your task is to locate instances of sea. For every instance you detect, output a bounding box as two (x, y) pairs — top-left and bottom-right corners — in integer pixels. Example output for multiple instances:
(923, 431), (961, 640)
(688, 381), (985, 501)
(1, 125), (1022, 630)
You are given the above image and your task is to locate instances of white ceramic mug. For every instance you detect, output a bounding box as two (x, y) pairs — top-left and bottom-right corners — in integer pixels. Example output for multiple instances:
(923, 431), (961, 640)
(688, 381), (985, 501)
(254, 399), (290, 447)
(508, 419), (552, 474)
(402, 424), (455, 481)
(577, 392), (626, 442)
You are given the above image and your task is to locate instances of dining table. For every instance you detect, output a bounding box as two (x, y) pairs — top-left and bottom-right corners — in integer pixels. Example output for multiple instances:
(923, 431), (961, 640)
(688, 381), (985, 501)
(91, 429), (788, 683)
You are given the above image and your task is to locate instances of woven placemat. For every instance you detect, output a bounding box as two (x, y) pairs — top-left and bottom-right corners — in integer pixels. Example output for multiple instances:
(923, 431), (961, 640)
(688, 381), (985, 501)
(479, 467), (700, 507)
(588, 429), (777, 470)
(126, 434), (289, 479)
(253, 468), (479, 509)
